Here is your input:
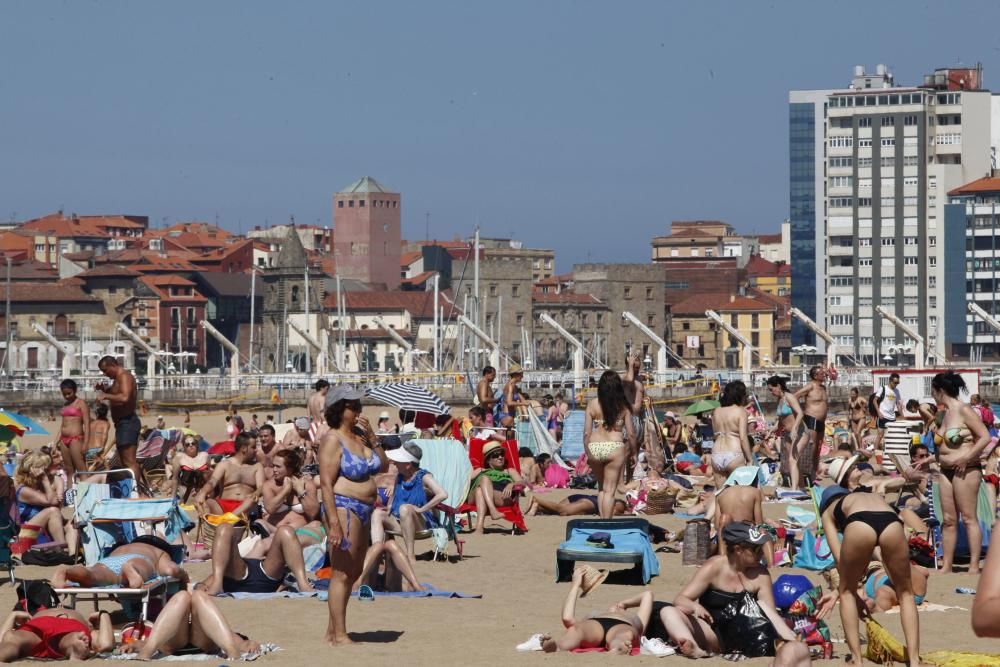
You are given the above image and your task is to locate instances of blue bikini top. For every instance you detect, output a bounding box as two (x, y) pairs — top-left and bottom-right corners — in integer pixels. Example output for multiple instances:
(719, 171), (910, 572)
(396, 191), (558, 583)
(776, 398), (793, 418)
(340, 444), (381, 482)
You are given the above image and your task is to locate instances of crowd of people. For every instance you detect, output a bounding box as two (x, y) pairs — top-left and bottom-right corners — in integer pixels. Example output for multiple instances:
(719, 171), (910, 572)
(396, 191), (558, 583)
(0, 358), (997, 662)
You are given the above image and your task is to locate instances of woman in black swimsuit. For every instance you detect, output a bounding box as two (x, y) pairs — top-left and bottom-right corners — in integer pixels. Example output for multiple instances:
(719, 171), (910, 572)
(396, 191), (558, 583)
(528, 566), (653, 654)
(525, 494), (627, 517)
(661, 522), (809, 663)
(932, 371), (991, 575)
(820, 459), (923, 667)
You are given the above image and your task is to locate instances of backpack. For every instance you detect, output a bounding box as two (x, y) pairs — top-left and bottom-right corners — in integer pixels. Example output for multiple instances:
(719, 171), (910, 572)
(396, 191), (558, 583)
(14, 580), (60, 614)
(868, 386), (886, 418)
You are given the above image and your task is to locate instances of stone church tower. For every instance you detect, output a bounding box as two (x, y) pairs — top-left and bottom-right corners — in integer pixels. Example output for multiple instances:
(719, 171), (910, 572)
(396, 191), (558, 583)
(261, 226), (325, 372)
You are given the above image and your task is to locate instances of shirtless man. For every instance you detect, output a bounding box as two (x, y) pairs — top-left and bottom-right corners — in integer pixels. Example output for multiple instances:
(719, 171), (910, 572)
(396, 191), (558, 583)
(476, 366), (498, 425)
(195, 433), (263, 517)
(282, 417), (316, 464)
(52, 535), (188, 590)
(308, 380), (330, 440)
(622, 351), (646, 446)
(95, 355), (142, 485)
(793, 365), (828, 486)
(256, 424), (280, 479)
(709, 466), (770, 563)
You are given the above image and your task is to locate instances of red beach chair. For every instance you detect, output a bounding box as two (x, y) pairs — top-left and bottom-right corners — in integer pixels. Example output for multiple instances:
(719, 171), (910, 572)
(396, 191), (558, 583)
(457, 438), (527, 533)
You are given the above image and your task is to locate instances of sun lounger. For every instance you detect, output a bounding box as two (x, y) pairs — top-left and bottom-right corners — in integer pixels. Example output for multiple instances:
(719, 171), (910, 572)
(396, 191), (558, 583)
(555, 518), (659, 584)
(54, 576), (178, 623)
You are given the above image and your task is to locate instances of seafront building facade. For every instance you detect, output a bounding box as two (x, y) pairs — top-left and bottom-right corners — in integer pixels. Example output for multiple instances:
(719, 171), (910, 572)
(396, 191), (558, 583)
(792, 64), (996, 364)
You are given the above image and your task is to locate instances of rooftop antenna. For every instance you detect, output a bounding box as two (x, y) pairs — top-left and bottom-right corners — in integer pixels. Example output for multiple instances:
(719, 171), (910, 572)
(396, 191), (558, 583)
(425, 211), (430, 241)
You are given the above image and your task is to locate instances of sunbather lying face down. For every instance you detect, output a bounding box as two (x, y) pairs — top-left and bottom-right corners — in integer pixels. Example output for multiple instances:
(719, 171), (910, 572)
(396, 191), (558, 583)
(51, 536), (188, 590)
(0, 606), (114, 661)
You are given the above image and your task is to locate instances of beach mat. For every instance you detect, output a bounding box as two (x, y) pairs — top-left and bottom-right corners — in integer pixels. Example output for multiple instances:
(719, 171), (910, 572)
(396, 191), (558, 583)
(103, 643), (280, 661)
(924, 651), (1000, 667)
(216, 591), (320, 600)
(347, 583), (481, 599)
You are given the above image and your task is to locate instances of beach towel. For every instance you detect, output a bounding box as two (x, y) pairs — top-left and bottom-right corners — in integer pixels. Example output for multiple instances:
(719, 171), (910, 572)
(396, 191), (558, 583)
(348, 583), (481, 599)
(103, 643), (280, 661)
(924, 651), (1000, 667)
(216, 591), (321, 600)
(572, 646), (641, 656)
(560, 410), (586, 461)
(524, 410), (570, 468)
(557, 527), (659, 584)
(413, 438), (472, 507)
(885, 603), (965, 614)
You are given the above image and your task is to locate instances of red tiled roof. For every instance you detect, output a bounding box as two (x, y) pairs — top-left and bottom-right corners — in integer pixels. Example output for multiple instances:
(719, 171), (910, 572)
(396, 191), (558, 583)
(344, 328), (415, 340)
(0, 282), (99, 303)
(76, 264), (142, 279)
(139, 275), (206, 302)
(753, 233), (782, 244)
(671, 293), (776, 315)
(653, 228), (722, 241)
(948, 176), (1000, 196)
(61, 251), (94, 261)
(745, 254), (791, 278)
(532, 292), (602, 305)
(19, 214), (108, 238)
(80, 215), (147, 230)
(401, 270), (435, 286)
(399, 251), (422, 267)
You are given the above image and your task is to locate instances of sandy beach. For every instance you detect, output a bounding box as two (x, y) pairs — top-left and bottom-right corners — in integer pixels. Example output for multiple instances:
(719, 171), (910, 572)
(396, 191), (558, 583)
(7, 410), (998, 666)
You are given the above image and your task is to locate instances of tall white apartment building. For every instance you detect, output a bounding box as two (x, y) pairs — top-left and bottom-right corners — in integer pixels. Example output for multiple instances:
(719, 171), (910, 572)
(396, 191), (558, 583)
(812, 65), (993, 364)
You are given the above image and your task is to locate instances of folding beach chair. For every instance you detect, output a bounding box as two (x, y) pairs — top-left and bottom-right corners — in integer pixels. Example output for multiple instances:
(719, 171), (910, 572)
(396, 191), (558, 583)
(54, 471), (192, 622)
(136, 430), (172, 491)
(456, 438), (528, 533)
(386, 438), (469, 560)
(929, 479), (993, 570)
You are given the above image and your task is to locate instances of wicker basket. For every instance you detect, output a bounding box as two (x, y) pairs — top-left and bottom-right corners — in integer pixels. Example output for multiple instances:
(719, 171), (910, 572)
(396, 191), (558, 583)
(682, 519), (712, 566)
(643, 487), (677, 515)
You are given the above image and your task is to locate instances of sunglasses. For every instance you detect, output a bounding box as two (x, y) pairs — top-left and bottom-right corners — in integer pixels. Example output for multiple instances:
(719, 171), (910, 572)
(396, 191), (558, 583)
(344, 401), (362, 412)
(487, 451), (505, 459)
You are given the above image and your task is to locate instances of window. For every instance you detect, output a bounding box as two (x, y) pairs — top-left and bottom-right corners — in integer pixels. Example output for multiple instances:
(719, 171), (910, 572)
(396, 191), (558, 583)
(881, 137), (895, 147)
(903, 196), (918, 206)
(597, 314), (604, 327)
(830, 156), (853, 168)
(929, 257), (937, 267)
(348, 200), (354, 208)
(904, 275), (919, 285)
(859, 258), (872, 267)
(488, 284), (497, 297)
(858, 198), (872, 207)
(751, 331), (760, 347)
(511, 285), (519, 297)
(830, 197), (853, 208)
(171, 307), (180, 326)
(929, 276), (936, 288)
(186, 328), (196, 347)
(881, 116), (895, 127)
(830, 176), (852, 188)
(624, 287), (632, 299)
(903, 155), (919, 166)
(858, 178), (872, 189)
(830, 136), (854, 148)
(859, 297), (872, 308)
(929, 296), (937, 308)
(936, 133), (961, 145)
(929, 176), (937, 189)
(904, 237), (918, 245)
(186, 307), (195, 324)
(359, 200), (365, 207)
(645, 287), (653, 299)
(904, 256), (918, 265)
(881, 238), (895, 246)
(859, 277), (872, 285)
(858, 157), (873, 167)
(730, 314), (738, 328)
(904, 114), (918, 126)
(647, 314), (655, 326)
(858, 139), (873, 147)
(337, 201), (344, 208)
(830, 314), (854, 326)
(515, 314), (524, 326)
(880, 156), (895, 167)
(581, 313), (589, 327)
(859, 238), (871, 247)
(830, 277), (854, 287)
(858, 117), (872, 127)
(903, 176), (918, 187)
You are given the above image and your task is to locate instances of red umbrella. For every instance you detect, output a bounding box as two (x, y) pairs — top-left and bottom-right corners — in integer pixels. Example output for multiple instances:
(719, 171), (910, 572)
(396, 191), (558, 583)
(207, 440), (235, 456)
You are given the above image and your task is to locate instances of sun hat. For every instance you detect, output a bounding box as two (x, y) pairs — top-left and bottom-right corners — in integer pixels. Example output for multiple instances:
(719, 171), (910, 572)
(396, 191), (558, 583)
(828, 455), (859, 486)
(378, 411), (391, 421)
(482, 441), (504, 461)
(508, 363), (523, 375)
(721, 521), (773, 545)
(577, 565), (609, 597)
(387, 446), (419, 464)
(294, 417), (310, 430)
(325, 385), (364, 409)
(819, 484), (851, 516)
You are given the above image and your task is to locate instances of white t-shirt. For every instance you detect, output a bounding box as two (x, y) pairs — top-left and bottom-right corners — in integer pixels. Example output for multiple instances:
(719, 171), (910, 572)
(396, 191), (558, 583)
(878, 386), (901, 420)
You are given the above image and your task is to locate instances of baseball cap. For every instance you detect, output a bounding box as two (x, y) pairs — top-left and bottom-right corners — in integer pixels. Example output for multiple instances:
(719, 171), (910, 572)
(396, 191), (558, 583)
(379, 411), (391, 421)
(294, 417), (310, 430)
(664, 411), (676, 420)
(828, 455), (859, 486)
(325, 385), (364, 409)
(722, 521), (773, 546)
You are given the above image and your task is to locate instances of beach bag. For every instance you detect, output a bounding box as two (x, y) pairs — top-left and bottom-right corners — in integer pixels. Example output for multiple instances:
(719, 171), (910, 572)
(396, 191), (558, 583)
(714, 591), (778, 657)
(643, 487), (676, 515)
(793, 528), (834, 571)
(544, 464), (569, 489)
(868, 387), (885, 418)
(781, 584), (831, 646)
(14, 580), (60, 614)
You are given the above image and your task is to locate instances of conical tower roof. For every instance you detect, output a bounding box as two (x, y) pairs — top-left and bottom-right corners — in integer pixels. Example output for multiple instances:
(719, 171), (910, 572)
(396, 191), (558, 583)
(274, 226), (307, 271)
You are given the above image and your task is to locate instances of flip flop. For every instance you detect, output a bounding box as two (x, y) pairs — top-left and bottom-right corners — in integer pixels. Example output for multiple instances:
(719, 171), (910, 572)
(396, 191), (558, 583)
(579, 566), (609, 597)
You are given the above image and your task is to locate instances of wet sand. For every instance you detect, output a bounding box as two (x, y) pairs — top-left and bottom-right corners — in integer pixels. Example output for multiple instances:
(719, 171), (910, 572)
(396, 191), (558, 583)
(9, 411), (998, 665)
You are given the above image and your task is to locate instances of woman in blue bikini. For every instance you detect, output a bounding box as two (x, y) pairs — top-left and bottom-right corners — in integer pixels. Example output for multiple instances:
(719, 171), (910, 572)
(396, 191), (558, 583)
(318, 385), (388, 647)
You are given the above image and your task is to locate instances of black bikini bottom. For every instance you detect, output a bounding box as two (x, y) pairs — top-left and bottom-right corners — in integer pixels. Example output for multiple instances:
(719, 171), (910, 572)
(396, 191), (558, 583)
(845, 511), (901, 539)
(941, 465), (983, 482)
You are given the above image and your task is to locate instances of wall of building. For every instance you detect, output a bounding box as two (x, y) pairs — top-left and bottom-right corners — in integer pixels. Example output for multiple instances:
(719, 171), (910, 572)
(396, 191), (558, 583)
(333, 192), (402, 289)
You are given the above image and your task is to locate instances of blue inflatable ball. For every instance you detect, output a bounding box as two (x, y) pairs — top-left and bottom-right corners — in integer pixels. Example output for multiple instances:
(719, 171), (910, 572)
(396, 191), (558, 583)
(773, 574), (814, 611)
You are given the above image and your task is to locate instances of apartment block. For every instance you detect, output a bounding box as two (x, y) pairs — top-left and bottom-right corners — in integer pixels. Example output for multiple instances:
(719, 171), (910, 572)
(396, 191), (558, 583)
(792, 64), (994, 363)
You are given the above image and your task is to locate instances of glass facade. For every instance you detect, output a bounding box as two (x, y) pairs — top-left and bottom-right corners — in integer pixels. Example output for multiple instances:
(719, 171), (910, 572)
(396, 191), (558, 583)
(789, 102), (817, 346)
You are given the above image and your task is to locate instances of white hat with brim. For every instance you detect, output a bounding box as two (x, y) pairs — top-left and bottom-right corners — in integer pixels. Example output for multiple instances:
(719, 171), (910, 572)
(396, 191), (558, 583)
(828, 455), (859, 486)
(387, 447), (419, 464)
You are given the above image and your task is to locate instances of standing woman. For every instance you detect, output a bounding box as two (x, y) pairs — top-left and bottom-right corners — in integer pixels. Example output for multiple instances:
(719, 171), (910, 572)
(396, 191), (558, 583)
(318, 386), (387, 647)
(765, 376), (804, 489)
(85, 404), (110, 470)
(709, 381), (754, 487)
(584, 370), (636, 519)
(58, 379), (89, 480)
(848, 387), (867, 447)
(933, 371), (991, 575)
(821, 458), (923, 667)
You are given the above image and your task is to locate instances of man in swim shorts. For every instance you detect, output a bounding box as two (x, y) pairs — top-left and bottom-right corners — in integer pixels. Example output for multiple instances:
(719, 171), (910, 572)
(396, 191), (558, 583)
(195, 433), (264, 517)
(794, 365), (829, 485)
(95, 355), (142, 485)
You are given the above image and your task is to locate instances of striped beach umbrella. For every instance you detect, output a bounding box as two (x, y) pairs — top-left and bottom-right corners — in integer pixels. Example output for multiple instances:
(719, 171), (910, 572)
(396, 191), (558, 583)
(0, 411), (49, 436)
(365, 383), (450, 416)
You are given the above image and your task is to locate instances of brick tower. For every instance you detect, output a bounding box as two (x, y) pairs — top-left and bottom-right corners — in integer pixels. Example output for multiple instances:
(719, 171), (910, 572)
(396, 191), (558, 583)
(333, 176), (401, 289)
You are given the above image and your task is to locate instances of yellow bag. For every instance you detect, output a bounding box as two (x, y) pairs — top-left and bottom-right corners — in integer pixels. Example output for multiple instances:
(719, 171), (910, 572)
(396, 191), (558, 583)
(204, 512), (242, 526)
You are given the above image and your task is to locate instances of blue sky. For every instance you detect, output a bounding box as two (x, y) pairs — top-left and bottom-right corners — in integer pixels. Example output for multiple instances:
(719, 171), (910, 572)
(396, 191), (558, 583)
(3, 1), (1000, 270)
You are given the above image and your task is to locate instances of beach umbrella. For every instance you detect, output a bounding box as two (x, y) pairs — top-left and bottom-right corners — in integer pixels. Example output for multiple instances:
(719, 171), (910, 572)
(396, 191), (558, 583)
(207, 440), (235, 456)
(0, 411), (49, 436)
(365, 383), (450, 416)
(0, 425), (21, 443)
(683, 399), (721, 417)
(0, 414), (27, 435)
